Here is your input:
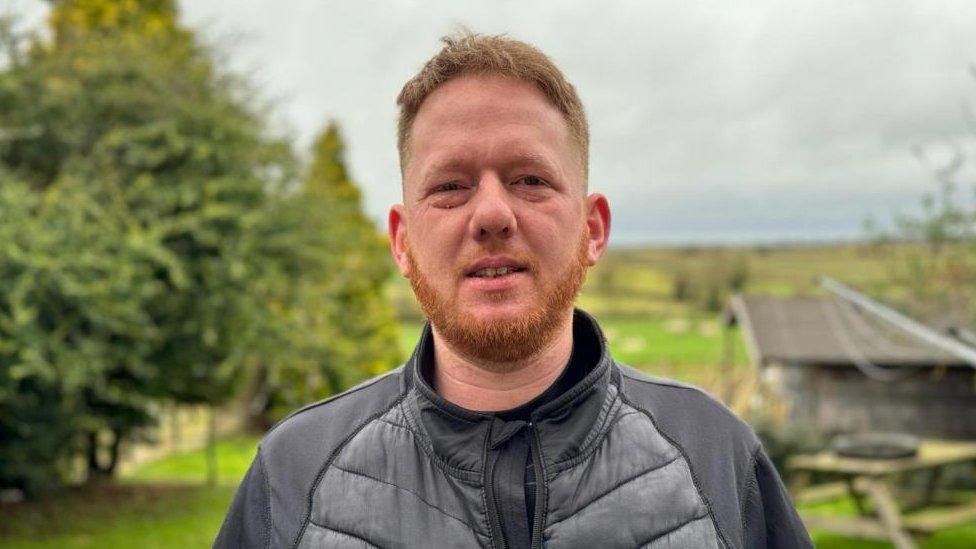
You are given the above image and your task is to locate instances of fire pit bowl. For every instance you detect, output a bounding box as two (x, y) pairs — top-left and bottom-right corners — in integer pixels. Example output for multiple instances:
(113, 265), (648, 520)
(831, 432), (920, 459)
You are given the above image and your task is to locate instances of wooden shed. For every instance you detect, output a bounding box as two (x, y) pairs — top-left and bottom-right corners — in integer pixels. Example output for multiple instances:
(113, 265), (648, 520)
(724, 294), (976, 439)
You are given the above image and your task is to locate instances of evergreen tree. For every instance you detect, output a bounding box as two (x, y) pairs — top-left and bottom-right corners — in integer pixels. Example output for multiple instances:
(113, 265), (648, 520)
(0, 0), (300, 491)
(249, 123), (402, 426)
(1, 1), (403, 493)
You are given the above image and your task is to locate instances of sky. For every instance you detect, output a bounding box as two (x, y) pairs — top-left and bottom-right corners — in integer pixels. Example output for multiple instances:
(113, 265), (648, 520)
(10, 0), (976, 245)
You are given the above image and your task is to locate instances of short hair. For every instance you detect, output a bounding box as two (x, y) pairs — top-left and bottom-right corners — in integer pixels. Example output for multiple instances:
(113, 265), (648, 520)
(396, 32), (589, 181)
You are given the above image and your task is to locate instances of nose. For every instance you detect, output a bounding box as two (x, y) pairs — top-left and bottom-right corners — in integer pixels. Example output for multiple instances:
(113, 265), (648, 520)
(468, 174), (517, 242)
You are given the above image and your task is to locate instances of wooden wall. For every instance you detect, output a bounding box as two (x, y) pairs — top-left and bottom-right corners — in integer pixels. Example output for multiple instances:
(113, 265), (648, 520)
(768, 362), (976, 439)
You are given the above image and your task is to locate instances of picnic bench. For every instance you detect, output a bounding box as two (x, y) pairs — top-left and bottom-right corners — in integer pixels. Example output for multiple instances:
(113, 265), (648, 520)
(787, 439), (976, 549)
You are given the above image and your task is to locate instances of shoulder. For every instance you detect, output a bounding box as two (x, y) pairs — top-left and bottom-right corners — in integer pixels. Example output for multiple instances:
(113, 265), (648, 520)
(616, 362), (760, 458)
(616, 362), (765, 547)
(617, 364), (762, 541)
(616, 364), (813, 547)
(257, 366), (406, 504)
(245, 366), (407, 547)
(261, 365), (406, 458)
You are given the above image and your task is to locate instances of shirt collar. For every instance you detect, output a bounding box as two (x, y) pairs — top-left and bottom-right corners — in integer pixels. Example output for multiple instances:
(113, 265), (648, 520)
(403, 309), (619, 474)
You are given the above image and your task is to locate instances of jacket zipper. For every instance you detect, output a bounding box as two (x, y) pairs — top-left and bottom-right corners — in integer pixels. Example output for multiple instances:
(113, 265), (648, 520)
(528, 421), (546, 549)
(485, 422), (546, 549)
(485, 435), (508, 549)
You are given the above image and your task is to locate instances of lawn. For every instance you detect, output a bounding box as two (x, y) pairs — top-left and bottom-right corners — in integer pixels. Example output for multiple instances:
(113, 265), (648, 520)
(0, 484), (236, 549)
(387, 242), (908, 326)
(1, 242), (969, 548)
(399, 317), (749, 386)
(802, 496), (976, 548)
(0, 436), (258, 549)
(3, 433), (975, 547)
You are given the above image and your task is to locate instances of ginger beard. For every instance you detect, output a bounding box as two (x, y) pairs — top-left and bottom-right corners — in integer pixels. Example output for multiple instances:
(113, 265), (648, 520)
(406, 228), (590, 369)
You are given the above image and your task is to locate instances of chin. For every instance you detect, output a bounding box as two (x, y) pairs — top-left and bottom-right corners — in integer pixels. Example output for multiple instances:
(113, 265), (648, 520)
(461, 299), (535, 324)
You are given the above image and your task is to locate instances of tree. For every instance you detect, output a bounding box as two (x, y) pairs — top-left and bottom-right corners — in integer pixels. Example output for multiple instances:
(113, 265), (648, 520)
(2, 1), (403, 493)
(244, 123), (402, 428)
(880, 69), (976, 325)
(0, 0), (300, 492)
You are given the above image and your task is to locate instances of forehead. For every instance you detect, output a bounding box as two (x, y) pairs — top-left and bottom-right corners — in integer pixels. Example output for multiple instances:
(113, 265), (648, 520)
(405, 74), (578, 182)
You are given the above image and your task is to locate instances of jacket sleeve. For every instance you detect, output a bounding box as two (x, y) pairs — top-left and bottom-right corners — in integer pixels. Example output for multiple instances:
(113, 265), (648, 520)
(741, 445), (814, 548)
(214, 448), (271, 549)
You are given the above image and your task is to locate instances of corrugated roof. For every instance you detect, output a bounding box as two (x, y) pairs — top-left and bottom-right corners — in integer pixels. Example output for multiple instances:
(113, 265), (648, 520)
(726, 295), (969, 368)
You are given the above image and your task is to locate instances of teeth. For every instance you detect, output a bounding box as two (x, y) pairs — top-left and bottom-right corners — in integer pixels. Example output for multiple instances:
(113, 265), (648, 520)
(472, 266), (519, 278)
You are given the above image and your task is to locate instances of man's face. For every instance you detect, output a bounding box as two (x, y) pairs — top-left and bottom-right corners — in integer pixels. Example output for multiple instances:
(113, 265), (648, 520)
(389, 74), (610, 365)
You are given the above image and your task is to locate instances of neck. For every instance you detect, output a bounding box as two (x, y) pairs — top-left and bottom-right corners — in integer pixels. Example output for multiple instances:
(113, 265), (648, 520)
(430, 310), (575, 412)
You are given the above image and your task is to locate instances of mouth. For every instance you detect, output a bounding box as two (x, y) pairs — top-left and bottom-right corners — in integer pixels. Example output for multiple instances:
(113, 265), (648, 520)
(464, 256), (529, 280)
(467, 265), (527, 279)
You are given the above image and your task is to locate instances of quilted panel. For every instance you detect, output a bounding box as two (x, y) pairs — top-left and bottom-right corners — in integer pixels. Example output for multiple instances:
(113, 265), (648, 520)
(543, 404), (720, 548)
(302, 407), (491, 548)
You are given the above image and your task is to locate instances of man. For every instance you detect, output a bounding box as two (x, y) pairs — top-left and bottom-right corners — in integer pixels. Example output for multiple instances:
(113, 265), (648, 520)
(216, 33), (812, 548)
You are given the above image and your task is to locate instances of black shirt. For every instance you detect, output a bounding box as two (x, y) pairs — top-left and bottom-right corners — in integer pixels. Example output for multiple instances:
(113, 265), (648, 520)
(490, 315), (598, 543)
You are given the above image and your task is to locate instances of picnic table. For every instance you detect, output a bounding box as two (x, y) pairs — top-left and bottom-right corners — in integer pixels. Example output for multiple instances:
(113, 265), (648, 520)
(787, 439), (976, 549)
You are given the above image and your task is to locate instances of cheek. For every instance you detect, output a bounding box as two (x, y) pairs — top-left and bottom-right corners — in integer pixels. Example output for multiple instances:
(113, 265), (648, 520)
(524, 207), (584, 255)
(408, 213), (464, 262)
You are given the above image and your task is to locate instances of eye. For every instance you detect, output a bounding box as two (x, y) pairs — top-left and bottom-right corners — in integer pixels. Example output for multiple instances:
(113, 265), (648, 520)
(433, 181), (464, 193)
(426, 180), (470, 209)
(514, 175), (546, 187)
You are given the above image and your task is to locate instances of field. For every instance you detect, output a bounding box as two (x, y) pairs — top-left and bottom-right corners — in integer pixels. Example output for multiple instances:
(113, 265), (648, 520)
(394, 242), (904, 390)
(400, 317), (749, 388)
(0, 438), (253, 549)
(392, 242), (904, 323)
(3, 435), (974, 548)
(2, 242), (973, 548)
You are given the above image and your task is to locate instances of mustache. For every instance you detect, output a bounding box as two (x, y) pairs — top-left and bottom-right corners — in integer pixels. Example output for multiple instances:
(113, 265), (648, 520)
(403, 240), (539, 278)
(457, 253), (538, 276)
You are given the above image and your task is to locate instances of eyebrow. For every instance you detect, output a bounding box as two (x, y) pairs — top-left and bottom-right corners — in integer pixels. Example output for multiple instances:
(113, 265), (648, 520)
(423, 150), (562, 179)
(424, 158), (468, 176)
(504, 151), (561, 174)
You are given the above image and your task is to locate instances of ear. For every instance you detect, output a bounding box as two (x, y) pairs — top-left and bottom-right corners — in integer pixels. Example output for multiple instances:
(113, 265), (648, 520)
(388, 204), (411, 277)
(583, 193), (611, 266)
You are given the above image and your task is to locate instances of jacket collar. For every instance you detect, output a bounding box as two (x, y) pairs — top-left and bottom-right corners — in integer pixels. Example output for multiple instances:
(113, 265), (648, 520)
(403, 309), (620, 474)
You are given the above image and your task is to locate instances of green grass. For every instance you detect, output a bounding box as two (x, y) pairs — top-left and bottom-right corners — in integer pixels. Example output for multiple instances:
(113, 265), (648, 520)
(392, 241), (911, 379)
(802, 496), (976, 548)
(399, 320), (424, 356)
(3, 242), (969, 548)
(0, 484), (237, 549)
(399, 317), (749, 387)
(600, 318), (746, 367)
(4, 431), (975, 548)
(0, 436), (260, 549)
(125, 435), (258, 485)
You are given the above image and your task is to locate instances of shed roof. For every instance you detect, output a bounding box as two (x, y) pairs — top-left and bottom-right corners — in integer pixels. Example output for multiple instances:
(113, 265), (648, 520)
(725, 294), (970, 368)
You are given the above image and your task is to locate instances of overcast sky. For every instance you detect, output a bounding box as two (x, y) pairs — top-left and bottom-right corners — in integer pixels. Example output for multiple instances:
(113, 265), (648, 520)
(12, 0), (976, 245)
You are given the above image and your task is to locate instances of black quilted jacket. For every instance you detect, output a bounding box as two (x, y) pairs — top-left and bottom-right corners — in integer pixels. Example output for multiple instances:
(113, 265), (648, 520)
(215, 310), (812, 548)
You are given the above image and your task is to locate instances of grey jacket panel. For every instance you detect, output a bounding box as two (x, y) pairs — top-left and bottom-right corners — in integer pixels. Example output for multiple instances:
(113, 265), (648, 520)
(543, 401), (718, 548)
(741, 447), (813, 548)
(617, 365), (813, 549)
(214, 448), (272, 548)
(298, 522), (380, 548)
(215, 311), (810, 548)
(308, 403), (493, 548)
(641, 516), (717, 548)
(258, 368), (405, 548)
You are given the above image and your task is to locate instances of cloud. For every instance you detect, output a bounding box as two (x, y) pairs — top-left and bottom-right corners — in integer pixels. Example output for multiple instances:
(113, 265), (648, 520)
(20, 0), (976, 243)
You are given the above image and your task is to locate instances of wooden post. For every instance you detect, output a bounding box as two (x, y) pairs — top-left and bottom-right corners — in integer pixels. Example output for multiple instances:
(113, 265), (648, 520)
(845, 476), (869, 516)
(206, 405), (217, 487)
(863, 478), (918, 549)
(787, 470), (811, 503)
(169, 404), (181, 452)
(721, 322), (734, 404)
(921, 466), (944, 509)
